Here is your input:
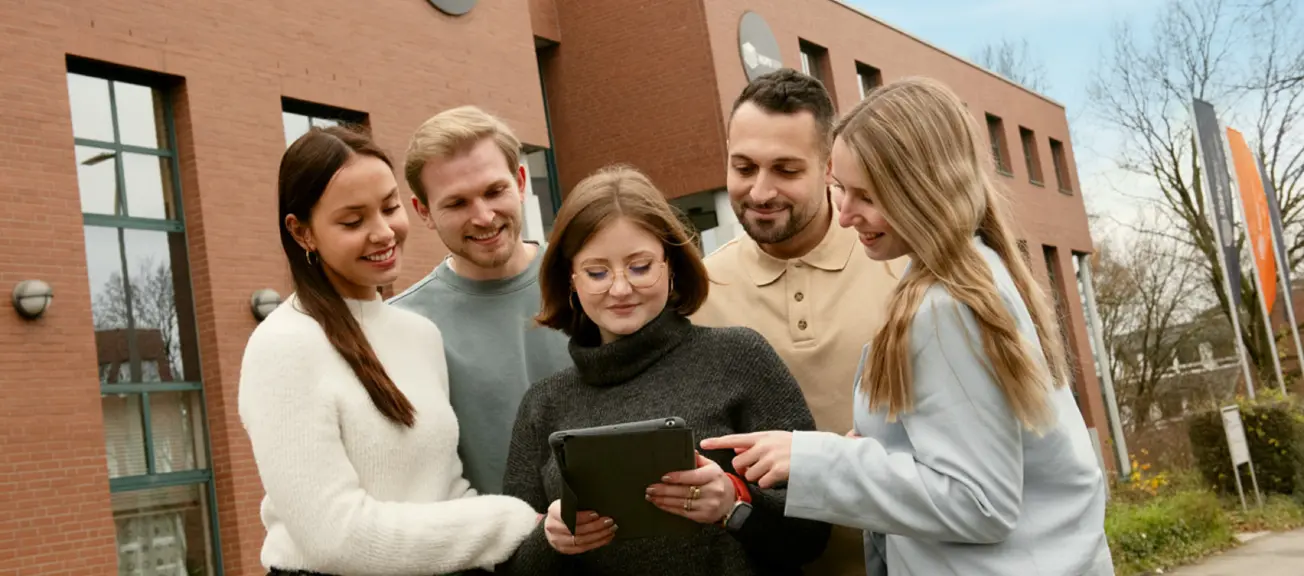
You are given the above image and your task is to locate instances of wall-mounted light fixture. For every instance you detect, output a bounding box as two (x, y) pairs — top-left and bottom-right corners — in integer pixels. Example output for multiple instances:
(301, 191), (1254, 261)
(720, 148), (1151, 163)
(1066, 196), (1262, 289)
(12, 280), (53, 320)
(250, 289), (283, 322)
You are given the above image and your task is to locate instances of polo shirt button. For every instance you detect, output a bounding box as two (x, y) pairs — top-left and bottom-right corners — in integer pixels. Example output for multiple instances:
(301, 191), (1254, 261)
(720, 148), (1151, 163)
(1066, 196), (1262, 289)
(798, 320), (808, 330)
(794, 292), (804, 302)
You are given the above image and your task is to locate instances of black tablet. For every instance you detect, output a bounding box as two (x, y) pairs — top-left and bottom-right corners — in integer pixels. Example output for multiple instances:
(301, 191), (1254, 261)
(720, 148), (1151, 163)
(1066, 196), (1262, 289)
(548, 417), (699, 540)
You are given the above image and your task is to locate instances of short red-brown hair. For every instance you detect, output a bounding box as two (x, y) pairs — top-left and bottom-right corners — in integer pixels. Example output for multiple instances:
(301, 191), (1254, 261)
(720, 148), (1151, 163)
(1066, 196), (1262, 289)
(536, 165), (709, 337)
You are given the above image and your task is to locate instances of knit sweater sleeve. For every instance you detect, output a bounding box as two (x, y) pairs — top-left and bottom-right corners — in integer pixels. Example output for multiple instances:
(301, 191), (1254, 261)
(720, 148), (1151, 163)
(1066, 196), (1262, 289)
(237, 315), (539, 575)
(718, 328), (832, 569)
(496, 381), (570, 574)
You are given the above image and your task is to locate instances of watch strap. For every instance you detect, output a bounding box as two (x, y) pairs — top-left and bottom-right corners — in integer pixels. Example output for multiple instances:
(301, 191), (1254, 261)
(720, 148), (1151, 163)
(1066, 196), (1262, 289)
(725, 473), (752, 504)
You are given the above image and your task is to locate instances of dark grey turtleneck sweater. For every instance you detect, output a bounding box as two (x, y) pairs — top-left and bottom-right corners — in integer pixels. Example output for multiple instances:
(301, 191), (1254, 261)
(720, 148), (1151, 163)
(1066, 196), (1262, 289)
(496, 310), (831, 575)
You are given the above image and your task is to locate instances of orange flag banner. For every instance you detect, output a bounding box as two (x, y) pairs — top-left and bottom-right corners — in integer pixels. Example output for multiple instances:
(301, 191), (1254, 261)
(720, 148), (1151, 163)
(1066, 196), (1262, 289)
(1226, 127), (1277, 313)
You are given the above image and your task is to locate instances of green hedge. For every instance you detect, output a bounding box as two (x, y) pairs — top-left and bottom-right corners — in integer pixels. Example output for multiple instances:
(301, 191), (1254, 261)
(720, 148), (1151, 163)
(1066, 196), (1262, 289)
(1105, 490), (1234, 575)
(1187, 396), (1304, 498)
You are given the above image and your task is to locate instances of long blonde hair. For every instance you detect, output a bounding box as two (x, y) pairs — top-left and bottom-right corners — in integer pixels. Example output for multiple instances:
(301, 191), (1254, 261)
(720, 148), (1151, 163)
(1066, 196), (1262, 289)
(838, 77), (1070, 431)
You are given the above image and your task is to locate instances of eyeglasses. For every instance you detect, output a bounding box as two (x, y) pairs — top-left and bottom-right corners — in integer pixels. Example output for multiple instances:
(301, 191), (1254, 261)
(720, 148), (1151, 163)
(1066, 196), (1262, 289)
(572, 259), (667, 295)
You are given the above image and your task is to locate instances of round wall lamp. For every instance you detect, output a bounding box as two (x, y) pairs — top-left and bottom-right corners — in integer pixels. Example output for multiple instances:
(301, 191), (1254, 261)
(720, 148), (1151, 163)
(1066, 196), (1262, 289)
(251, 289), (283, 322)
(12, 280), (53, 320)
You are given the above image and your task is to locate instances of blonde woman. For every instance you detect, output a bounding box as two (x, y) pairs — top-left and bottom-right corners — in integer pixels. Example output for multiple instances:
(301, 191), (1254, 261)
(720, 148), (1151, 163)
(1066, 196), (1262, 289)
(704, 78), (1113, 575)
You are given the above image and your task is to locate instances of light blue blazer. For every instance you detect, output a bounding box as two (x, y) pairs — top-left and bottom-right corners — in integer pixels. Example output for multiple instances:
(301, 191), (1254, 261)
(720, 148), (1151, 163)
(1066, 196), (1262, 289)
(786, 237), (1113, 575)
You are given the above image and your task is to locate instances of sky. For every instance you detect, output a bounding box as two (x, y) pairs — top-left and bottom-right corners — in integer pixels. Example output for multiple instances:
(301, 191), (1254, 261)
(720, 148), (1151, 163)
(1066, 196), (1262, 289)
(848, 0), (1169, 238)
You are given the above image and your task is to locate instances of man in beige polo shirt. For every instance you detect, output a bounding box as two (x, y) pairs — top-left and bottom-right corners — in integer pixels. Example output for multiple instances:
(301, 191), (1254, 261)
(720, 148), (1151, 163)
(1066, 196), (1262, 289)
(692, 68), (905, 576)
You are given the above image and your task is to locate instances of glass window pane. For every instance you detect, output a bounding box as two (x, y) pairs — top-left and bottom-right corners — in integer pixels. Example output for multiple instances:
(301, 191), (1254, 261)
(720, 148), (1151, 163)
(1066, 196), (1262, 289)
(122, 152), (177, 220)
(283, 112), (310, 147)
(86, 227), (198, 384)
(102, 393), (147, 478)
(124, 229), (192, 382)
(310, 116), (340, 128)
(112, 483), (215, 576)
(87, 226), (129, 374)
(76, 146), (121, 216)
(114, 81), (165, 149)
(148, 391), (205, 473)
(67, 73), (115, 142)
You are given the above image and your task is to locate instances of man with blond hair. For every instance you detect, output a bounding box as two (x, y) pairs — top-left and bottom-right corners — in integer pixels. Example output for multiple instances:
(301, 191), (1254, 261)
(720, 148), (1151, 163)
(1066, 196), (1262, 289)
(390, 105), (570, 495)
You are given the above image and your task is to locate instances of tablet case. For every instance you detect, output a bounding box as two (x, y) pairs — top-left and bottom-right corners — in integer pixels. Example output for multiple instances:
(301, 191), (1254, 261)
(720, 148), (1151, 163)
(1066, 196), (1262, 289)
(548, 417), (699, 540)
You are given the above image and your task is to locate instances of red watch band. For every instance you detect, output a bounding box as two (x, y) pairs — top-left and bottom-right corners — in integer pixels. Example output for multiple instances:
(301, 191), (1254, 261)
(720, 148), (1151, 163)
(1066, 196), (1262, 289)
(725, 473), (752, 504)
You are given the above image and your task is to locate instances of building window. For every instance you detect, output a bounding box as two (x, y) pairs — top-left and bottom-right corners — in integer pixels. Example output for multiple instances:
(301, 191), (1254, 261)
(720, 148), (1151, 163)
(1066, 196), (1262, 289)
(66, 63), (220, 575)
(670, 190), (728, 256)
(798, 39), (835, 106)
(523, 147), (559, 237)
(856, 61), (882, 100)
(1043, 245), (1080, 396)
(282, 97), (368, 147)
(1050, 138), (1073, 193)
(986, 114), (1011, 175)
(1019, 126), (1043, 185)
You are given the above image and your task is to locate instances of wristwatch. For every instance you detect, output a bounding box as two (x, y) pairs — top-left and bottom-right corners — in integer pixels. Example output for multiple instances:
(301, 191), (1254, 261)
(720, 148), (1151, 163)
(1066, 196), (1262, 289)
(722, 500), (753, 532)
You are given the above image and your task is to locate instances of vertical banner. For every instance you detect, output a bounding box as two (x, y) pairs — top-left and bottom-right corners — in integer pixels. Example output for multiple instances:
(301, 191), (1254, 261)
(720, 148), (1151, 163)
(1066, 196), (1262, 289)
(1193, 100), (1242, 309)
(1259, 156), (1293, 291)
(1226, 127), (1277, 311)
(1192, 98), (1256, 398)
(1258, 141), (1300, 396)
(1227, 127), (1288, 394)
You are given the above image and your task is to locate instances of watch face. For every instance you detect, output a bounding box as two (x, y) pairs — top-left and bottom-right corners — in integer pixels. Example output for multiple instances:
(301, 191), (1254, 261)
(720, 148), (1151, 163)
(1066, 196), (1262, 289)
(727, 502), (753, 530)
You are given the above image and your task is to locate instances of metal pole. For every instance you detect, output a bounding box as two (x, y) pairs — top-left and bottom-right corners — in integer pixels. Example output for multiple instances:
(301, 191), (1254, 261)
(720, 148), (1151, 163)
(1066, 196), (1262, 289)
(1247, 461), (1264, 508)
(1275, 255), (1302, 395)
(1078, 256), (1131, 479)
(1240, 217), (1288, 395)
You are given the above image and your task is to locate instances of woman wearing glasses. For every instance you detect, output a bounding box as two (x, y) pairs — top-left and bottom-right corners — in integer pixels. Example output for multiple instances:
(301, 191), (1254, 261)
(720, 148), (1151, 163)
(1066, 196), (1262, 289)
(495, 165), (830, 575)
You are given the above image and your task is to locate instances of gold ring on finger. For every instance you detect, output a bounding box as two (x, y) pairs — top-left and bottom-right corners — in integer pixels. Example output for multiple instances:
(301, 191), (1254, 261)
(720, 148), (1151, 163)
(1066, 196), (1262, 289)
(572, 535), (577, 547)
(684, 497), (694, 511)
(689, 486), (701, 500)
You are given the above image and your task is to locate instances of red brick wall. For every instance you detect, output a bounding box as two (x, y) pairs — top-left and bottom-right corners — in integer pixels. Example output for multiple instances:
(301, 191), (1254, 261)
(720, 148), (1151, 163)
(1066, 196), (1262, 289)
(529, 0), (561, 43)
(541, 0), (727, 199)
(0, 0), (546, 573)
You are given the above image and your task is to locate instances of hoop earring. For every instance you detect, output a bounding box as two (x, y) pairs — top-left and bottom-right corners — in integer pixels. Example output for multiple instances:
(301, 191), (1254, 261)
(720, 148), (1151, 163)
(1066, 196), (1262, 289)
(305, 249), (319, 266)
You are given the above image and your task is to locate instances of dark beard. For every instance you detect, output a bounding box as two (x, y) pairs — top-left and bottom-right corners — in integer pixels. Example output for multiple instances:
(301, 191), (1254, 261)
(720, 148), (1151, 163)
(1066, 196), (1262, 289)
(736, 206), (811, 245)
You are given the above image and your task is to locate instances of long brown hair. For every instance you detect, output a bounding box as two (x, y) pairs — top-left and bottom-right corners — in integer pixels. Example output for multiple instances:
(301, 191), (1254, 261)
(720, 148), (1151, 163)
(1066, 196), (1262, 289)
(535, 164), (710, 339)
(279, 125), (417, 427)
(838, 78), (1069, 432)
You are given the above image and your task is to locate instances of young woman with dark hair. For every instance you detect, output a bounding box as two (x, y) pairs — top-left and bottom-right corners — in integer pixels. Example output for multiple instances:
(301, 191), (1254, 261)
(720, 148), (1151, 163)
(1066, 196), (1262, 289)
(238, 125), (540, 576)
(495, 165), (830, 575)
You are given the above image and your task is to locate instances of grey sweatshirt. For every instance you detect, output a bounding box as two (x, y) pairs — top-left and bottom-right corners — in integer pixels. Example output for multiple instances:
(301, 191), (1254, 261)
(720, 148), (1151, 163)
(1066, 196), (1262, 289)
(388, 244), (572, 494)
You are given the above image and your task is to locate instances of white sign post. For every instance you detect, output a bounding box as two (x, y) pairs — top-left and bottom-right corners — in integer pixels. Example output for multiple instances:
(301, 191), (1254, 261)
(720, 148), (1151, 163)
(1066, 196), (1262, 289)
(1221, 405), (1263, 511)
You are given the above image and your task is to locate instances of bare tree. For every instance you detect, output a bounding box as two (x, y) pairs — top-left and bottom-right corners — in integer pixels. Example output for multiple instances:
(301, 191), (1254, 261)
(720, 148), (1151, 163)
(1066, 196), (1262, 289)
(93, 257), (181, 382)
(1088, 0), (1304, 389)
(1093, 224), (1204, 432)
(974, 37), (1051, 93)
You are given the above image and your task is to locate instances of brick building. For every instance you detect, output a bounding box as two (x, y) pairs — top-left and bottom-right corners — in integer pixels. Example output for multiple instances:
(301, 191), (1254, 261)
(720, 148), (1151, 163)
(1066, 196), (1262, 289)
(0, 0), (1111, 573)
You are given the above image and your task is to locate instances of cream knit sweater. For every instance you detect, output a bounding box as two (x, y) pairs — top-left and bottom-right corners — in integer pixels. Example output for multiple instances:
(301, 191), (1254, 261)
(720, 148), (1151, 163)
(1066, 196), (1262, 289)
(238, 295), (539, 575)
